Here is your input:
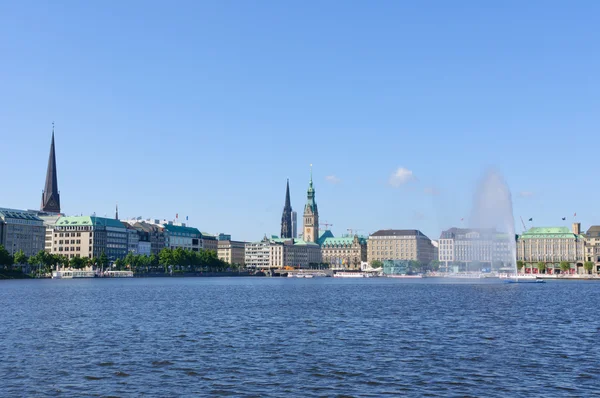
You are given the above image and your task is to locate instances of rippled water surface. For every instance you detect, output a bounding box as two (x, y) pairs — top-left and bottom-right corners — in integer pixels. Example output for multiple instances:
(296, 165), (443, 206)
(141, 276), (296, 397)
(1, 277), (600, 397)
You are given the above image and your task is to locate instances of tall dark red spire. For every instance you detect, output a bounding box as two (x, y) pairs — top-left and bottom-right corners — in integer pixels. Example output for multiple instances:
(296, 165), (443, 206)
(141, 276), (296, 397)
(41, 123), (61, 213)
(280, 179), (293, 238)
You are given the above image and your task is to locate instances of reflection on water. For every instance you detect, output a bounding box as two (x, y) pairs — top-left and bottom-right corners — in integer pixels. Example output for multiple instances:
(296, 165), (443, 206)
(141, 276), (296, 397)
(1, 278), (599, 397)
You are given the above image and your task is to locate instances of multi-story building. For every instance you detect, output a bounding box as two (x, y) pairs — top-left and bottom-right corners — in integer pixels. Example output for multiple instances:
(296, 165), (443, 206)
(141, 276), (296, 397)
(268, 238), (321, 269)
(39, 213), (62, 253)
(517, 223), (585, 274)
(585, 226), (600, 273)
(245, 237), (271, 269)
(138, 241), (151, 256)
(245, 236), (321, 269)
(201, 232), (218, 252)
(163, 223), (202, 251)
(128, 221), (165, 255)
(50, 216), (127, 260)
(0, 208), (46, 256)
(122, 222), (140, 254)
(321, 235), (367, 270)
(368, 229), (437, 266)
(438, 228), (513, 272)
(218, 240), (246, 266)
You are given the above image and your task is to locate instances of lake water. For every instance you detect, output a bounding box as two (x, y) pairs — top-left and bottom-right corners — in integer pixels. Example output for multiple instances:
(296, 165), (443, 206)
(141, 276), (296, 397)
(1, 277), (599, 397)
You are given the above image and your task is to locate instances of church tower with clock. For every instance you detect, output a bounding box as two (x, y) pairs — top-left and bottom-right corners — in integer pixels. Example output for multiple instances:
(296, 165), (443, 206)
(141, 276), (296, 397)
(303, 165), (319, 243)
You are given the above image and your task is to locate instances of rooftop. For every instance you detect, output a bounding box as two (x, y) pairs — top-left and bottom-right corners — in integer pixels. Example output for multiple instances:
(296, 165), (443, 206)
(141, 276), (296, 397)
(371, 229), (428, 238)
(0, 208), (43, 222)
(321, 236), (367, 246)
(56, 216), (126, 229)
(520, 227), (584, 240)
(163, 223), (201, 236)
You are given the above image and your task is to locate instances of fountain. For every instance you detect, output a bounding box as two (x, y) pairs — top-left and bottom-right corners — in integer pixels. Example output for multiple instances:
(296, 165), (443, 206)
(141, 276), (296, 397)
(469, 168), (517, 276)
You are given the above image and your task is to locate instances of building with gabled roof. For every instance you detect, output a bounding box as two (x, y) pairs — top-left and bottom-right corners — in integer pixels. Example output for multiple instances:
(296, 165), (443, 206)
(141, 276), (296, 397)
(321, 235), (367, 270)
(585, 225), (600, 273)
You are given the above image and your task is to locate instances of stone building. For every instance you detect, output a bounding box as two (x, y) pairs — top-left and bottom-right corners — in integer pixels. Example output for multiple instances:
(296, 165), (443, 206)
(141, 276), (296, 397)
(516, 223), (585, 274)
(218, 240), (246, 266)
(0, 208), (46, 256)
(49, 216), (128, 260)
(438, 228), (513, 272)
(321, 235), (367, 270)
(245, 236), (321, 269)
(368, 229), (437, 266)
(128, 221), (165, 255)
(585, 226), (600, 273)
(163, 223), (202, 251)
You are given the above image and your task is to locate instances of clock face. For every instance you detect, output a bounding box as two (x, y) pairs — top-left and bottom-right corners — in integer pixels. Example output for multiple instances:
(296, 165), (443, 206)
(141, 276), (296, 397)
(305, 228), (313, 240)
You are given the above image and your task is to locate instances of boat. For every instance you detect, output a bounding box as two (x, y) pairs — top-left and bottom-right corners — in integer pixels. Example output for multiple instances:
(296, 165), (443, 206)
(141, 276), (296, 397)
(103, 271), (134, 278)
(334, 272), (369, 278)
(387, 274), (423, 279)
(504, 274), (545, 283)
(52, 270), (96, 279)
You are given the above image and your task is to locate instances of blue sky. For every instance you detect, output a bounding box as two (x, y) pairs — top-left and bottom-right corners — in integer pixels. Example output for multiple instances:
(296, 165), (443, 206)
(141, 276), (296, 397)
(1, 1), (599, 241)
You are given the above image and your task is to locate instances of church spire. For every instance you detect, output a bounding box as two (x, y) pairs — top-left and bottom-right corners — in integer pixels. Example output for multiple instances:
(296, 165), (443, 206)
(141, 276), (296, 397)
(115, 203), (119, 220)
(41, 122), (61, 213)
(280, 179), (293, 238)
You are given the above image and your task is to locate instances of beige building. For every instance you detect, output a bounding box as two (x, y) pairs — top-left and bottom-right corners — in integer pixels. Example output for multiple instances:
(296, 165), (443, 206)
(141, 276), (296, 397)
(368, 229), (437, 265)
(201, 233), (219, 252)
(218, 240), (246, 266)
(245, 236), (321, 269)
(585, 226), (600, 273)
(50, 216), (128, 260)
(516, 223), (585, 274)
(321, 235), (367, 270)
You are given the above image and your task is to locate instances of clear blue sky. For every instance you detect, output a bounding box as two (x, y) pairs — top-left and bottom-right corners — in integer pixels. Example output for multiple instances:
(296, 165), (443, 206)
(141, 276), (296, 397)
(2, 1), (599, 241)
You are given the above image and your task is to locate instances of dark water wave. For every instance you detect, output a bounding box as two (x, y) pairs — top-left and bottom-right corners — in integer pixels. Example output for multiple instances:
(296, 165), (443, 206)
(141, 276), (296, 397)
(1, 278), (599, 397)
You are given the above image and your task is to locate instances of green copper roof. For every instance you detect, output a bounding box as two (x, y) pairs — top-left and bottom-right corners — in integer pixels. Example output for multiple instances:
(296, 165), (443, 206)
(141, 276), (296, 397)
(321, 236), (367, 247)
(0, 208), (43, 222)
(163, 224), (201, 236)
(56, 216), (125, 229)
(520, 227), (584, 240)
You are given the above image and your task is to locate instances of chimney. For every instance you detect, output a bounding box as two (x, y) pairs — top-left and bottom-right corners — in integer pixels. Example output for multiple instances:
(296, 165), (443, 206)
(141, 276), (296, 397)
(572, 222), (581, 235)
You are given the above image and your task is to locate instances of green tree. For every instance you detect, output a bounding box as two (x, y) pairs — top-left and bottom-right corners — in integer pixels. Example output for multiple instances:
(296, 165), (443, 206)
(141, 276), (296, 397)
(13, 250), (28, 268)
(115, 258), (125, 270)
(584, 261), (594, 275)
(70, 256), (85, 269)
(98, 252), (109, 271)
(370, 260), (383, 269)
(159, 248), (173, 273)
(537, 262), (546, 274)
(429, 260), (441, 272)
(560, 261), (571, 274)
(0, 245), (14, 269)
(517, 260), (524, 272)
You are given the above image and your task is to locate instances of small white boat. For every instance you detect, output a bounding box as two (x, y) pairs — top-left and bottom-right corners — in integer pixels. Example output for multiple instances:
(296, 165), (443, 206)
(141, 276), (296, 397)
(52, 270), (96, 279)
(334, 272), (368, 278)
(103, 271), (134, 278)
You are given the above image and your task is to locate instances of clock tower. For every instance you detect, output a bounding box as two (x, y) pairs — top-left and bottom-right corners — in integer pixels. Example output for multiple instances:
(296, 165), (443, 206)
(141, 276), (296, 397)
(303, 165), (319, 243)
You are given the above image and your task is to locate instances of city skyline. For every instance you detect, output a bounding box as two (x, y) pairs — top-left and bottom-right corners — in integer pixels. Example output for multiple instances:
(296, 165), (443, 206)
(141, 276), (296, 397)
(2, 2), (600, 241)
